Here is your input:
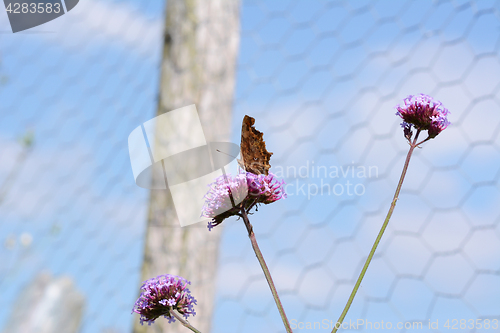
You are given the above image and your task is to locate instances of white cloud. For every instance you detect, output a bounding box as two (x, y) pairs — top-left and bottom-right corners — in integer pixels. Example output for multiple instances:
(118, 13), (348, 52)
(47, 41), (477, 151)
(0, 0), (163, 58)
(0, 136), (146, 230)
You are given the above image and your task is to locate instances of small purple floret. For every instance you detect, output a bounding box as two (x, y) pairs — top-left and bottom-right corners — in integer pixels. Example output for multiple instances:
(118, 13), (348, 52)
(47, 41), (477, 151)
(395, 94), (450, 139)
(132, 274), (196, 325)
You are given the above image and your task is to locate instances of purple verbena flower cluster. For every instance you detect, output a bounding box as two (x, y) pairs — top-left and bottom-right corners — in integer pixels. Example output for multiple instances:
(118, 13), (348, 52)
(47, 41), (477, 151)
(202, 173), (249, 224)
(395, 94), (450, 139)
(132, 274), (197, 325)
(202, 172), (286, 230)
(246, 172), (287, 204)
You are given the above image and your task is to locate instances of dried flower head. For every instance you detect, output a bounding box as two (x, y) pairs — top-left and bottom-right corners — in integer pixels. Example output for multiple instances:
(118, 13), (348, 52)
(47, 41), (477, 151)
(132, 274), (197, 325)
(202, 172), (286, 230)
(395, 94), (450, 140)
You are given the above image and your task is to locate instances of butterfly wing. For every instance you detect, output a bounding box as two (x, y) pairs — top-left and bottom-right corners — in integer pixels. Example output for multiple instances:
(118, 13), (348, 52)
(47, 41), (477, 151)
(240, 115), (273, 175)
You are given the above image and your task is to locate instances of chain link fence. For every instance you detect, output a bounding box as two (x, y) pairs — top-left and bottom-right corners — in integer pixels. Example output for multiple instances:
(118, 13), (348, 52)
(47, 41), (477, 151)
(1, 0), (499, 333)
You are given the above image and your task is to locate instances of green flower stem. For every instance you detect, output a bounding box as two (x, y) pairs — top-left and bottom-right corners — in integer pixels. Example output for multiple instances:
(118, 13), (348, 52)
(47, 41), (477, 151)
(241, 208), (293, 333)
(170, 309), (202, 333)
(331, 131), (421, 333)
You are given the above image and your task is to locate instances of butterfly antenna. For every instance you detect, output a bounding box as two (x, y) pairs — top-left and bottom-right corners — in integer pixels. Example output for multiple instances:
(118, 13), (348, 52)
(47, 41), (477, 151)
(216, 149), (238, 159)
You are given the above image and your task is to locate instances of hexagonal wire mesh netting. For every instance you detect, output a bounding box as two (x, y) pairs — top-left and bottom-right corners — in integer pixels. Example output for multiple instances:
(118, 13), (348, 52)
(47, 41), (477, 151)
(0, 0), (499, 333)
(215, 1), (500, 332)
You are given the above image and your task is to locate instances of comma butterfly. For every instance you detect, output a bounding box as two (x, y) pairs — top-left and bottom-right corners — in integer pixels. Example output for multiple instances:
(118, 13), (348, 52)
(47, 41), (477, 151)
(239, 115), (273, 175)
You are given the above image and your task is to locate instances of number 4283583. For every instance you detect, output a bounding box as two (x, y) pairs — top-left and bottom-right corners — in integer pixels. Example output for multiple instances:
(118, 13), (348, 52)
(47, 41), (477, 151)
(6, 2), (61, 14)
(443, 319), (498, 330)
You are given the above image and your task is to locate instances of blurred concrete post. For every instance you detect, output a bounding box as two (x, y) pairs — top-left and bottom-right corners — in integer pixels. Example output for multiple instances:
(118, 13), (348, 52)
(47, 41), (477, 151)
(1, 271), (85, 333)
(133, 1), (240, 333)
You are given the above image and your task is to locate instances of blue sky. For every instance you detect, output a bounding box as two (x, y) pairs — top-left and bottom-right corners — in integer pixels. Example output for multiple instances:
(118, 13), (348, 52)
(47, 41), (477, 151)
(1, 0), (500, 332)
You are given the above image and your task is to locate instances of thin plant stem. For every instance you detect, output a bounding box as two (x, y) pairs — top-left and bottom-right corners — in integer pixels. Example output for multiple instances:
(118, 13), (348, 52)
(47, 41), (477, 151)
(170, 309), (202, 333)
(331, 131), (421, 333)
(219, 171), (292, 332)
(240, 208), (293, 333)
